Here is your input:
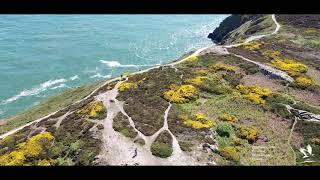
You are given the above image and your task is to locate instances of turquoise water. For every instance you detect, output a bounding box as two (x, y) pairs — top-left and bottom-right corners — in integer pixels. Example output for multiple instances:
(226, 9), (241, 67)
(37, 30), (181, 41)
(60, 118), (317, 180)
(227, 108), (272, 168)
(0, 15), (227, 119)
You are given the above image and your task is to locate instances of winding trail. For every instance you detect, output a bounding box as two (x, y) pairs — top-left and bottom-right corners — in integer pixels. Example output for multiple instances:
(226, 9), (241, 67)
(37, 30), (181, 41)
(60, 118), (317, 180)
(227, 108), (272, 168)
(1, 14), (312, 166)
(95, 78), (201, 165)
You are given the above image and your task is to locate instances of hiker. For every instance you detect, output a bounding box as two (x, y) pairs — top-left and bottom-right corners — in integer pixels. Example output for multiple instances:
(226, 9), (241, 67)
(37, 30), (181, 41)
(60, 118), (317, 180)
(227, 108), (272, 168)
(132, 148), (137, 158)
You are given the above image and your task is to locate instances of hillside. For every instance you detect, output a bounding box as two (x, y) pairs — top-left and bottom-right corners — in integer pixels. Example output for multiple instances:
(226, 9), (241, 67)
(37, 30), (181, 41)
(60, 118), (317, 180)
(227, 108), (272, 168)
(0, 14), (320, 166)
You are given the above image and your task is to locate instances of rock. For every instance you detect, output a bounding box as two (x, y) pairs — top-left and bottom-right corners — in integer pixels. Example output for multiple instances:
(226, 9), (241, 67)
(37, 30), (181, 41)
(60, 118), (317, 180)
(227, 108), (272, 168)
(208, 14), (263, 44)
(203, 143), (218, 153)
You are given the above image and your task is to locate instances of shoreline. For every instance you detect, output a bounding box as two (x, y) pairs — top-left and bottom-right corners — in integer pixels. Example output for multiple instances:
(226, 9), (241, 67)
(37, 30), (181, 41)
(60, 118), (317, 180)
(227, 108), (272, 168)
(0, 43), (214, 138)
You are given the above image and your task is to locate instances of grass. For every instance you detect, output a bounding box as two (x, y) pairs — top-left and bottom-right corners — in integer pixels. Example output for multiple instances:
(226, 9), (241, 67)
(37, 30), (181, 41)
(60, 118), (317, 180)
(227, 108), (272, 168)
(224, 15), (276, 44)
(113, 112), (137, 139)
(150, 130), (173, 158)
(295, 121), (320, 164)
(0, 80), (105, 135)
(117, 67), (181, 136)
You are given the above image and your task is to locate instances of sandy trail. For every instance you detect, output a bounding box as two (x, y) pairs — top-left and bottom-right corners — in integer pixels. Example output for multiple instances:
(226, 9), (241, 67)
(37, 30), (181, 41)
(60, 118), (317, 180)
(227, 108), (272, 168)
(95, 78), (201, 165)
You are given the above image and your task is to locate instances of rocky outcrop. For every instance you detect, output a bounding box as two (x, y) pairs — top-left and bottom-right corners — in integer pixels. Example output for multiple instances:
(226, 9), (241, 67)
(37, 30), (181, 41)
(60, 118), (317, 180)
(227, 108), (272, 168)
(207, 14), (263, 44)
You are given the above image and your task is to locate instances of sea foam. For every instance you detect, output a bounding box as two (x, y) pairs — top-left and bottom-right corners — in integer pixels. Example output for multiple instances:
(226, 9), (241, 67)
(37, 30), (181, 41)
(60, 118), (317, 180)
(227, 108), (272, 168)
(1, 78), (67, 105)
(100, 60), (138, 68)
(90, 73), (112, 79)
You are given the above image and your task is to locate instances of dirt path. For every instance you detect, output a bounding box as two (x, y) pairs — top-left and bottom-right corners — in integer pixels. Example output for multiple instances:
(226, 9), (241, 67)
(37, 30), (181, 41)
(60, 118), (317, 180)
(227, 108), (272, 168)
(95, 78), (201, 165)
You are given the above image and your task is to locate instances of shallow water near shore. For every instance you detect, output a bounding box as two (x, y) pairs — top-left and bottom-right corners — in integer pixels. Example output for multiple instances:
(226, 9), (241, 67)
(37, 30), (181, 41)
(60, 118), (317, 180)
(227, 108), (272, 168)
(0, 15), (227, 119)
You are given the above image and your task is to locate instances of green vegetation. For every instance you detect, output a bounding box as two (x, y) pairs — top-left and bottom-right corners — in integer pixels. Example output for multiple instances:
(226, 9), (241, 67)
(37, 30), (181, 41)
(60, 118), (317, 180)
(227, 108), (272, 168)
(216, 122), (234, 137)
(150, 130), (173, 158)
(113, 112), (137, 139)
(134, 138), (145, 146)
(219, 146), (241, 162)
(179, 141), (193, 152)
(0, 80), (104, 135)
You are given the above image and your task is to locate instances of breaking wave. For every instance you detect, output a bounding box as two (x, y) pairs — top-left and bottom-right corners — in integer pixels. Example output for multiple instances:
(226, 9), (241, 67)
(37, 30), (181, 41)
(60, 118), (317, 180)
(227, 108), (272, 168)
(50, 83), (67, 90)
(1, 74), (79, 105)
(100, 60), (138, 68)
(1, 78), (67, 104)
(69, 75), (79, 81)
(90, 73), (112, 79)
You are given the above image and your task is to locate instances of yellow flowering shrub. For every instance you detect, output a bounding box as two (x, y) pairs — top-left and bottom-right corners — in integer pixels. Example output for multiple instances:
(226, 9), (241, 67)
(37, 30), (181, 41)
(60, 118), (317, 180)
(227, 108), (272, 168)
(262, 50), (281, 59)
(210, 63), (236, 72)
(78, 101), (107, 119)
(295, 76), (315, 88)
(220, 146), (240, 162)
(271, 58), (308, 76)
(0, 132), (54, 166)
(236, 84), (272, 105)
(0, 150), (26, 166)
(163, 84), (198, 103)
(118, 82), (138, 91)
(220, 114), (239, 123)
(183, 113), (215, 129)
(185, 76), (209, 86)
(36, 159), (53, 166)
(19, 131), (55, 158)
(237, 125), (259, 143)
(242, 41), (263, 51)
(184, 55), (198, 64)
(195, 69), (209, 75)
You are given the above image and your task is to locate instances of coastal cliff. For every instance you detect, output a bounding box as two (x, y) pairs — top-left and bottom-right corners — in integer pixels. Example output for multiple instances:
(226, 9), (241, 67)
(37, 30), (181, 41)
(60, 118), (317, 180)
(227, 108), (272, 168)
(208, 14), (263, 44)
(0, 14), (320, 166)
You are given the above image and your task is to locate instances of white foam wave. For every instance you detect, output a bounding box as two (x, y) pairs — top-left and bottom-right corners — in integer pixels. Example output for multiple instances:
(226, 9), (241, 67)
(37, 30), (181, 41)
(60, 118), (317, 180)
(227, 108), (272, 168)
(100, 60), (138, 68)
(69, 75), (79, 81)
(90, 73), (112, 79)
(50, 83), (67, 90)
(1, 78), (67, 105)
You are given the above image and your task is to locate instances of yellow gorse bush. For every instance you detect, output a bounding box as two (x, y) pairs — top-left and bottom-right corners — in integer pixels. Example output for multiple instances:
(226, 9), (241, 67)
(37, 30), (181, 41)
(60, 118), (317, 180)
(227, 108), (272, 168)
(220, 146), (240, 162)
(36, 159), (53, 166)
(295, 76), (315, 88)
(220, 114), (239, 123)
(182, 113), (215, 129)
(78, 101), (106, 119)
(0, 150), (26, 166)
(163, 84), (198, 103)
(271, 58), (308, 76)
(242, 41), (263, 51)
(118, 82), (138, 91)
(210, 63), (236, 72)
(185, 76), (209, 86)
(262, 50), (281, 59)
(195, 69), (209, 75)
(184, 55), (199, 64)
(236, 84), (272, 105)
(237, 125), (259, 143)
(0, 131), (54, 166)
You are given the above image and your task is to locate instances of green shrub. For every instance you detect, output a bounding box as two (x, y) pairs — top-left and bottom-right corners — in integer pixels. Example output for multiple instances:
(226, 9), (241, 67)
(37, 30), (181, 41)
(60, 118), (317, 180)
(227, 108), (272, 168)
(134, 138), (145, 146)
(179, 141), (193, 152)
(150, 130), (173, 158)
(151, 142), (173, 158)
(216, 122), (234, 137)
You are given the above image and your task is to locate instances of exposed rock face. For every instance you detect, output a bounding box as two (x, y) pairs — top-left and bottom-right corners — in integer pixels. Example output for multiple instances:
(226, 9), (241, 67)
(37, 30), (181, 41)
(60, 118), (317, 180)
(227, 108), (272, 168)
(207, 14), (263, 44)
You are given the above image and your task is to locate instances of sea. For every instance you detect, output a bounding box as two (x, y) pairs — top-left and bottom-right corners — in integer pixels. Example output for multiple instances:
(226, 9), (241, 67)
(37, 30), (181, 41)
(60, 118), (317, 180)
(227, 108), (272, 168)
(0, 15), (228, 119)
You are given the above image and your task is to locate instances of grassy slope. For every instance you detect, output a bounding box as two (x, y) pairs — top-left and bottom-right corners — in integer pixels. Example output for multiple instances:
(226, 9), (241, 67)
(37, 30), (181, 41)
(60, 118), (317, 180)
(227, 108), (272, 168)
(0, 80), (104, 134)
(224, 15), (276, 44)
